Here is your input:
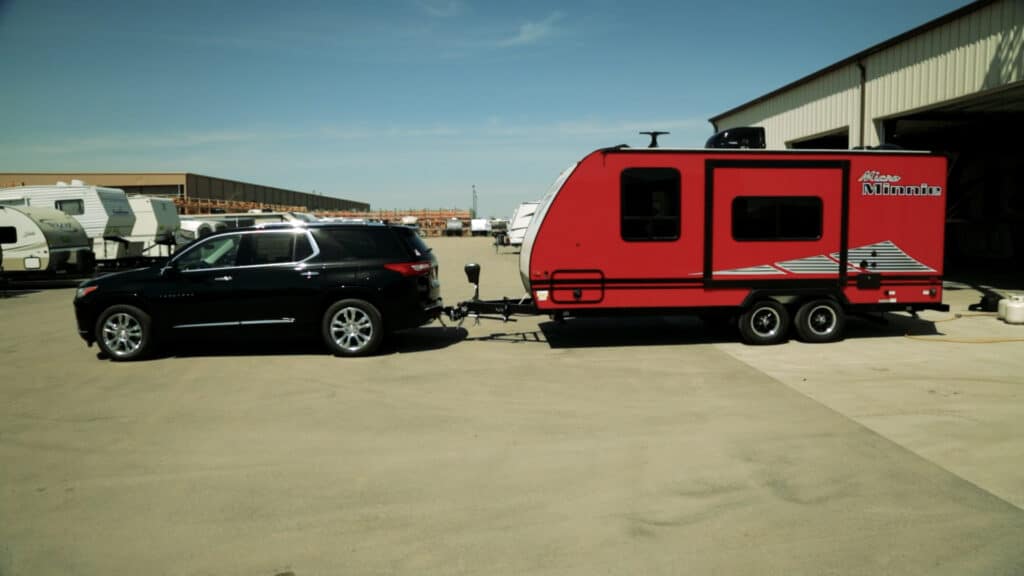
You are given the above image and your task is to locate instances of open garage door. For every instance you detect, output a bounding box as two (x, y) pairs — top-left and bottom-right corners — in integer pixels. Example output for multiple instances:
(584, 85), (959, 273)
(883, 83), (1024, 283)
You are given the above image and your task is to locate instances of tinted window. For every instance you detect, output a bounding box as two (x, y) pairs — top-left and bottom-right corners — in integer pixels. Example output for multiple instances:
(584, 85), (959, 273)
(312, 228), (408, 261)
(294, 233), (314, 261)
(55, 199), (84, 216)
(732, 197), (822, 241)
(0, 225), (16, 243)
(621, 168), (680, 241)
(175, 235), (241, 270)
(392, 226), (432, 257)
(241, 232), (294, 265)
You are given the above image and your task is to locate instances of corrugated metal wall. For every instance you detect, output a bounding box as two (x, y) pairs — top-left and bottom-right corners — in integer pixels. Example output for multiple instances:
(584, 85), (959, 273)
(715, 0), (1024, 148)
(184, 174), (368, 211)
(719, 65), (861, 148)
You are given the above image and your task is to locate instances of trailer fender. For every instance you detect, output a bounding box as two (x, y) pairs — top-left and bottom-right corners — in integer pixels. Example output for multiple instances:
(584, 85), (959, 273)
(740, 289), (849, 311)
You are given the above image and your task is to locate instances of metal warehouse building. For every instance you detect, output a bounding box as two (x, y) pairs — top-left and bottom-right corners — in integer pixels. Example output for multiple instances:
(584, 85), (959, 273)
(710, 0), (1023, 274)
(0, 173), (369, 213)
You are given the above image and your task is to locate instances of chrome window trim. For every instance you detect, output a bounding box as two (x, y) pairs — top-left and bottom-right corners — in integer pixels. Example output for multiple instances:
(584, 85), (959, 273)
(172, 228), (320, 274)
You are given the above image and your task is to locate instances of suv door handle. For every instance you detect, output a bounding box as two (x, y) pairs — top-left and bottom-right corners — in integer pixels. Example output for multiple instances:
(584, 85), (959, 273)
(213, 275), (233, 282)
(300, 271), (320, 278)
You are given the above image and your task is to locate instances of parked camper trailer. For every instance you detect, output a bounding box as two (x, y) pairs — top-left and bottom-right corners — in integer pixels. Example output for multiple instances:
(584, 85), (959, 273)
(186, 211), (315, 230)
(0, 206), (93, 274)
(127, 196), (180, 258)
(0, 222), (16, 289)
(176, 218), (228, 245)
(470, 218), (492, 237)
(445, 218), (464, 237)
(0, 181), (140, 264)
(447, 135), (949, 345)
(507, 202), (539, 247)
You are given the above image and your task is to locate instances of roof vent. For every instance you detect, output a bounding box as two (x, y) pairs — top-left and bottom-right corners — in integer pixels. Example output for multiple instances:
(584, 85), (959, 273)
(56, 181), (68, 186)
(706, 127), (766, 149)
(640, 131), (669, 148)
(70, 179), (85, 186)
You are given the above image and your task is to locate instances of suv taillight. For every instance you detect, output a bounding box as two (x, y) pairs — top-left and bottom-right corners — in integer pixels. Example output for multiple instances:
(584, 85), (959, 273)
(384, 262), (433, 277)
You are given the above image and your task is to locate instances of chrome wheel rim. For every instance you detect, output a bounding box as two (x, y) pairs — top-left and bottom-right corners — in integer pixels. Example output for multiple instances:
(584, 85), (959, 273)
(749, 306), (781, 338)
(807, 305), (837, 336)
(330, 307), (374, 352)
(101, 313), (144, 356)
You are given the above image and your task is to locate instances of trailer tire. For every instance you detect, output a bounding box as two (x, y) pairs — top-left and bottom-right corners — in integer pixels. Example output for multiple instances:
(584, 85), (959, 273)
(323, 299), (384, 357)
(95, 304), (154, 361)
(739, 300), (789, 345)
(794, 299), (845, 343)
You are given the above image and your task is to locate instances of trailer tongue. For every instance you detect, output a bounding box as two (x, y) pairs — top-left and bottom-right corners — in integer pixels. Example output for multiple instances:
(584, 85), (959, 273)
(444, 263), (538, 324)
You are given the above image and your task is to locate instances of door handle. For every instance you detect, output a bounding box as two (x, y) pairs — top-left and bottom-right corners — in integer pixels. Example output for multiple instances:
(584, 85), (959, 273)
(301, 271), (320, 278)
(214, 275), (233, 282)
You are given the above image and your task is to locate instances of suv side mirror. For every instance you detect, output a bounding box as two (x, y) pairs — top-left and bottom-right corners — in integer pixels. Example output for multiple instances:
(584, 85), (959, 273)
(160, 261), (179, 277)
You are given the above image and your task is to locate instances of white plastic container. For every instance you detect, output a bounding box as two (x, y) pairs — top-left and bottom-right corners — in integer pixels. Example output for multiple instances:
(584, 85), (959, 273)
(1005, 295), (1024, 325)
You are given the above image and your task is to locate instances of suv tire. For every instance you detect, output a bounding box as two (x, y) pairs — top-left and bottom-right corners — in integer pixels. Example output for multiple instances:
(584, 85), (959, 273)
(95, 304), (154, 361)
(323, 299), (384, 357)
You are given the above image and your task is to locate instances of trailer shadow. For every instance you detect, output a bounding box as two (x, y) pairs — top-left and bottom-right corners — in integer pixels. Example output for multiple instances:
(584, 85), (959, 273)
(152, 326), (468, 360)
(466, 313), (943, 350)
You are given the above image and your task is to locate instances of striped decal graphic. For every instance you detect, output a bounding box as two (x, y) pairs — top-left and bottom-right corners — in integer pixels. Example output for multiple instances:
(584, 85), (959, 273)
(775, 255), (839, 274)
(714, 240), (933, 276)
(833, 240), (935, 273)
(714, 265), (783, 276)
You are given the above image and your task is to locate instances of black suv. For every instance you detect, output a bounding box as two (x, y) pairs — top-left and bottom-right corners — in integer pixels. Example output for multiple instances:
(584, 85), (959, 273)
(74, 222), (441, 360)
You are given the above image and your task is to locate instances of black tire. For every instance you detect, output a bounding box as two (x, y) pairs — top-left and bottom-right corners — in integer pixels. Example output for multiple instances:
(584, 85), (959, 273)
(95, 304), (154, 361)
(738, 300), (790, 345)
(794, 299), (846, 343)
(322, 299), (384, 357)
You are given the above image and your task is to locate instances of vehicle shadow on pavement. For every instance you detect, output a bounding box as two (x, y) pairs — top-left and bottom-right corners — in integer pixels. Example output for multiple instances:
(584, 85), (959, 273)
(154, 326), (468, 359)
(382, 326), (469, 355)
(0, 289), (43, 299)
(465, 313), (943, 350)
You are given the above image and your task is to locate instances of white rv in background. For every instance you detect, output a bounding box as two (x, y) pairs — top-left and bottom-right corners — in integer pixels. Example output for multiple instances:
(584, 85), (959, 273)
(176, 218), (228, 245)
(0, 181), (141, 263)
(127, 196), (180, 258)
(0, 205), (94, 274)
(470, 218), (492, 236)
(507, 201), (539, 247)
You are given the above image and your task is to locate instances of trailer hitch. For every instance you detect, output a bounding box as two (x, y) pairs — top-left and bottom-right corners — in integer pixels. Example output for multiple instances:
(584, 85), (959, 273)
(441, 263), (537, 326)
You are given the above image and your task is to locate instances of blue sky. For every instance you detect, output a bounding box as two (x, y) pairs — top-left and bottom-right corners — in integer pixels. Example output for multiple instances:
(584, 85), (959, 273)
(0, 0), (972, 216)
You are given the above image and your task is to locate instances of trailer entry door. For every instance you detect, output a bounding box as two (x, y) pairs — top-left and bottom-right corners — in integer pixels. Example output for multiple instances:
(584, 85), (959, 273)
(704, 160), (849, 287)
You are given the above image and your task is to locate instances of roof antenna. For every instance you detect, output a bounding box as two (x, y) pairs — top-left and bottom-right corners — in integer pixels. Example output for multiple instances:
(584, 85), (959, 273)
(640, 131), (669, 148)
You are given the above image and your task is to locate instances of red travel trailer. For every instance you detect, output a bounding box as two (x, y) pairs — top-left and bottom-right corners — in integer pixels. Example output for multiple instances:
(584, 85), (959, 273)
(450, 134), (948, 344)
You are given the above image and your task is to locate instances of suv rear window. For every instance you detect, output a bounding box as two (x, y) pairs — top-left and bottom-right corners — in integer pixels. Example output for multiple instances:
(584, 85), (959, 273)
(392, 226), (432, 257)
(313, 228), (409, 261)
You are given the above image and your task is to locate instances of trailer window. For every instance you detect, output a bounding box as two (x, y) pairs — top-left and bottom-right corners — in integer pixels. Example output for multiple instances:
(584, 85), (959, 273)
(621, 168), (680, 242)
(732, 197), (822, 241)
(55, 199), (84, 216)
(0, 226), (16, 244)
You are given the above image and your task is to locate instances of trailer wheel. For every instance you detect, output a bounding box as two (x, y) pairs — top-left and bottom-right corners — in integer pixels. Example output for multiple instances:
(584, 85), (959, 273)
(739, 301), (789, 345)
(95, 304), (153, 361)
(794, 299), (845, 343)
(323, 299), (383, 357)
